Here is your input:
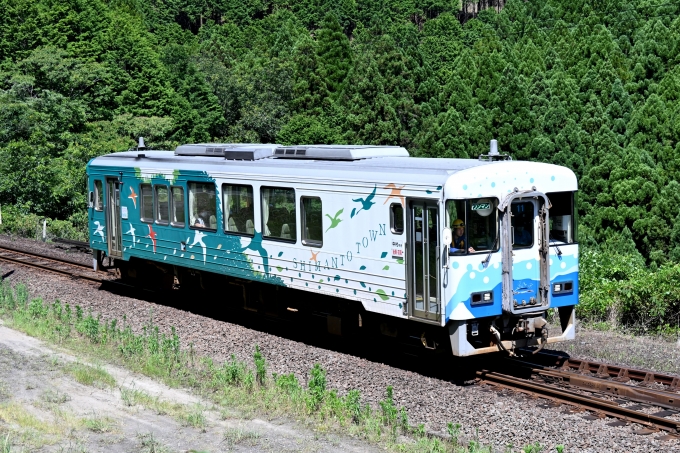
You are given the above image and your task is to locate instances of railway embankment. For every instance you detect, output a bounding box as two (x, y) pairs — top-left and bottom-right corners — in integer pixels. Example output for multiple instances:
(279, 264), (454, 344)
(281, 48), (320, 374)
(0, 236), (678, 451)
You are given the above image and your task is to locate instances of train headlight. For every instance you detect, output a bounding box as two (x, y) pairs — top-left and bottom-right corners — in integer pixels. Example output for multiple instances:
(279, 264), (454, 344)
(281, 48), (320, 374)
(553, 281), (573, 294)
(471, 291), (493, 305)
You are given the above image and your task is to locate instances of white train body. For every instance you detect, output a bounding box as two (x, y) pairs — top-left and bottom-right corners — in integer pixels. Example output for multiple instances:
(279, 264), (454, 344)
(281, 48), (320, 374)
(87, 144), (578, 356)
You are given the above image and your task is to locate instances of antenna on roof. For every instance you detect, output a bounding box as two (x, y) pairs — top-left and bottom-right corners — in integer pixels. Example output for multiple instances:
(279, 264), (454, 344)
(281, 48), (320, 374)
(138, 137), (146, 150)
(479, 138), (511, 162)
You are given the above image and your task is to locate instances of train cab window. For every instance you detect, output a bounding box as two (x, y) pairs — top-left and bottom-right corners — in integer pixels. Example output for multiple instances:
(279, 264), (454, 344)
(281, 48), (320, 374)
(171, 186), (185, 227)
(262, 187), (296, 242)
(301, 197), (322, 246)
(223, 184), (254, 236)
(140, 184), (153, 222)
(511, 202), (534, 248)
(446, 198), (499, 254)
(94, 180), (103, 211)
(547, 191), (576, 244)
(189, 182), (217, 230)
(155, 186), (169, 225)
(390, 203), (404, 234)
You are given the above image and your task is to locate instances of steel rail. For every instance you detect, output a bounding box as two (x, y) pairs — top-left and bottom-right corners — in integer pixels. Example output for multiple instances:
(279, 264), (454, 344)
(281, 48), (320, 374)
(0, 245), (103, 283)
(477, 369), (680, 434)
(0, 244), (92, 269)
(531, 349), (680, 388)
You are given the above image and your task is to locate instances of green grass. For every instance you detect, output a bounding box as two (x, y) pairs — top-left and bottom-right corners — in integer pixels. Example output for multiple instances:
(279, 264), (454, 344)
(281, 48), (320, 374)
(0, 277), (552, 453)
(64, 362), (116, 388)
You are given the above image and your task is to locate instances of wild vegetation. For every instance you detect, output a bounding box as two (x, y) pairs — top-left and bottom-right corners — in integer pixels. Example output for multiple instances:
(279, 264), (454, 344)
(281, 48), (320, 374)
(1, 0), (679, 329)
(0, 276), (556, 452)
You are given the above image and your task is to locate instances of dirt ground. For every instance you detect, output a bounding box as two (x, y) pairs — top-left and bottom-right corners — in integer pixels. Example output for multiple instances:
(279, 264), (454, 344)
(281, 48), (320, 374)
(0, 320), (380, 453)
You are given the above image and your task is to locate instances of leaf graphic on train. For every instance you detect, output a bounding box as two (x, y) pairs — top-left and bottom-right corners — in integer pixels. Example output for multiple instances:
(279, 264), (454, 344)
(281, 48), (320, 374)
(396, 258), (404, 264)
(319, 279), (324, 283)
(276, 266), (283, 272)
(359, 282), (366, 288)
(277, 251), (284, 257)
(380, 252), (388, 258)
(375, 289), (389, 301)
(334, 275), (341, 281)
(359, 265), (366, 270)
(382, 265), (390, 270)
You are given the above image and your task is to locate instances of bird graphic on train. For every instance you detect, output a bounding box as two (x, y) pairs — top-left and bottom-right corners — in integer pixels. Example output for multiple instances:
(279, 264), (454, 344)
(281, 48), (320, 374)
(325, 208), (344, 232)
(351, 185), (377, 218)
(146, 225), (157, 253)
(93, 221), (105, 242)
(126, 223), (136, 247)
(128, 187), (138, 208)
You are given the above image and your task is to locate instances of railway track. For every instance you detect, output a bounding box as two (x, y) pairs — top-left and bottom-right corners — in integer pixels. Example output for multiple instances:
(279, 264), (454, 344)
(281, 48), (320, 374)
(477, 350), (680, 440)
(0, 244), (105, 283)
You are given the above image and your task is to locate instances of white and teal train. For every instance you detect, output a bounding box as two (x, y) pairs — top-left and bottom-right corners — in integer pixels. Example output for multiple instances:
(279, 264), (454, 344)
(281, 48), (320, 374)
(87, 141), (578, 356)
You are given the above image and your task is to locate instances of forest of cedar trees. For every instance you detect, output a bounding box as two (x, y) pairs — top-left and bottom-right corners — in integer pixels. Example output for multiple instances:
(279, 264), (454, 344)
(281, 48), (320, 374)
(1, 0), (680, 329)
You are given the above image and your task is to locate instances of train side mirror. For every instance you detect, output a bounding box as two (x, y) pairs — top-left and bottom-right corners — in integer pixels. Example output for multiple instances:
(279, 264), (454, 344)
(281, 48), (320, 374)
(442, 227), (452, 246)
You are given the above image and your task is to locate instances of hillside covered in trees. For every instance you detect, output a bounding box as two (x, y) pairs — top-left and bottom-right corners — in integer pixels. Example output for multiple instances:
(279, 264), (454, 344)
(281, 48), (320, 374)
(1, 0), (679, 271)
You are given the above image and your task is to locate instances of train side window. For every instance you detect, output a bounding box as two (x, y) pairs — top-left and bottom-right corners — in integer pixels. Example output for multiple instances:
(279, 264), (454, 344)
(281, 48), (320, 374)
(547, 191), (576, 244)
(390, 203), (404, 234)
(155, 186), (169, 225)
(94, 180), (103, 211)
(223, 184), (254, 236)
(171, 186), (185, 227)
(140, 184), (153, 222)
(262, 187), (296, 242)
(188, 182), (217, 230)
(301, 197), (322, 247)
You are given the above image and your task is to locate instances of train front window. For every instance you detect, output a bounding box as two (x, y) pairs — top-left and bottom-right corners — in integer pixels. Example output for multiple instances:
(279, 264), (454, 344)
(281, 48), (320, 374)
(188, 182), (217, 230)
(547, 191), (576, 244)
(223, 184), (254, 236)
(511, 202), (534, 248)
(446, 198), (499, 255)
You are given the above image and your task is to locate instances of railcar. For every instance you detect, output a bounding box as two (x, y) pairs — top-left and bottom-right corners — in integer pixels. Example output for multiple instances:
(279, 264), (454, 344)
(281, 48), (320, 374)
(86, 141), (578, 356)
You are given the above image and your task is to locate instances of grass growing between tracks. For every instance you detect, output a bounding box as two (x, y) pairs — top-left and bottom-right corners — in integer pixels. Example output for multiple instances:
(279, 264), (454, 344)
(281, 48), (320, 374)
(0, 278), (557, 453)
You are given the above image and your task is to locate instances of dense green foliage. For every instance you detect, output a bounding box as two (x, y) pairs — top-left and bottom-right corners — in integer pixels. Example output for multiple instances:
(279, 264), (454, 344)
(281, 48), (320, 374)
(1, 0), (680, 327)
(2, 0), (679, 263)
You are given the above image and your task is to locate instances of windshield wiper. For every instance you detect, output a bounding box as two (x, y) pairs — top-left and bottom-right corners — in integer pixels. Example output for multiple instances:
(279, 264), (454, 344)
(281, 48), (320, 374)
(549, 233), (563, 257)
(482, 235), (499, 268)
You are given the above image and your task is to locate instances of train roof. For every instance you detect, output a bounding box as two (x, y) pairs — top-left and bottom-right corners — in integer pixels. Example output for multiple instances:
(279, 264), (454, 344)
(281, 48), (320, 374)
(88, 144), (578, 193)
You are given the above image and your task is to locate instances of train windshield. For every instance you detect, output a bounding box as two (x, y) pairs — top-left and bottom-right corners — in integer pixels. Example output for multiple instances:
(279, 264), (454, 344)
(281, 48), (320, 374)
(446, 198), (499, 255)
(547, 191), (577, 244)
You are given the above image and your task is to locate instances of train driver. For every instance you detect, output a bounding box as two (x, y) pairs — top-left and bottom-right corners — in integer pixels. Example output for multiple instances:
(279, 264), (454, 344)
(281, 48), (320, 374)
(451, 219), (475, 253)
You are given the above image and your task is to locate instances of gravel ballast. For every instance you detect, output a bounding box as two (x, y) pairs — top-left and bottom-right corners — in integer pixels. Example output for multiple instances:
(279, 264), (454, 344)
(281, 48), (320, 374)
(0, 237), (678, 452)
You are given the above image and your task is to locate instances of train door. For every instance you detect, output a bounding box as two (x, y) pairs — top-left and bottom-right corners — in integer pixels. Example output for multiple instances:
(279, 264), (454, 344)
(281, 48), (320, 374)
(510, 200), (540, 306)
(106, 178), (122, 257)
(407, 199), (440, 322)
(499, 191), (550, 314)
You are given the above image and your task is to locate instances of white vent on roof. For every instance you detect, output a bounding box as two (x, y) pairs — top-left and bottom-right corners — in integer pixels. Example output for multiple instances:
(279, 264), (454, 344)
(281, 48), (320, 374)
(174, 143), (281, 160)
(273, 145), (409, 161)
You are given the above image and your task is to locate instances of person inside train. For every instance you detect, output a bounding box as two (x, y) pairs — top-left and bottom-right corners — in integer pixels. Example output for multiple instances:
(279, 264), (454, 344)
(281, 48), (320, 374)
(451, 219), (475, 253)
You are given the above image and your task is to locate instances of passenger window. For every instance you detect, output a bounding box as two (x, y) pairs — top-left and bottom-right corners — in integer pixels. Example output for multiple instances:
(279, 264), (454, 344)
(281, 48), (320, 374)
(171, 186), (185, 227)
(140, 184), (153, 222)
(94, 180), (103, 211)
(189, 182), (217, 230)
(262, 187), (296, 242)
(547, 191), (576, 244)
(223, 184), (254, 236)
(301, 197), (322, 246)
(155, 186), (169, 224)
(390, 203), (404, 234)
(511, 202), (534, 248)
(445, 199), (499, 254)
